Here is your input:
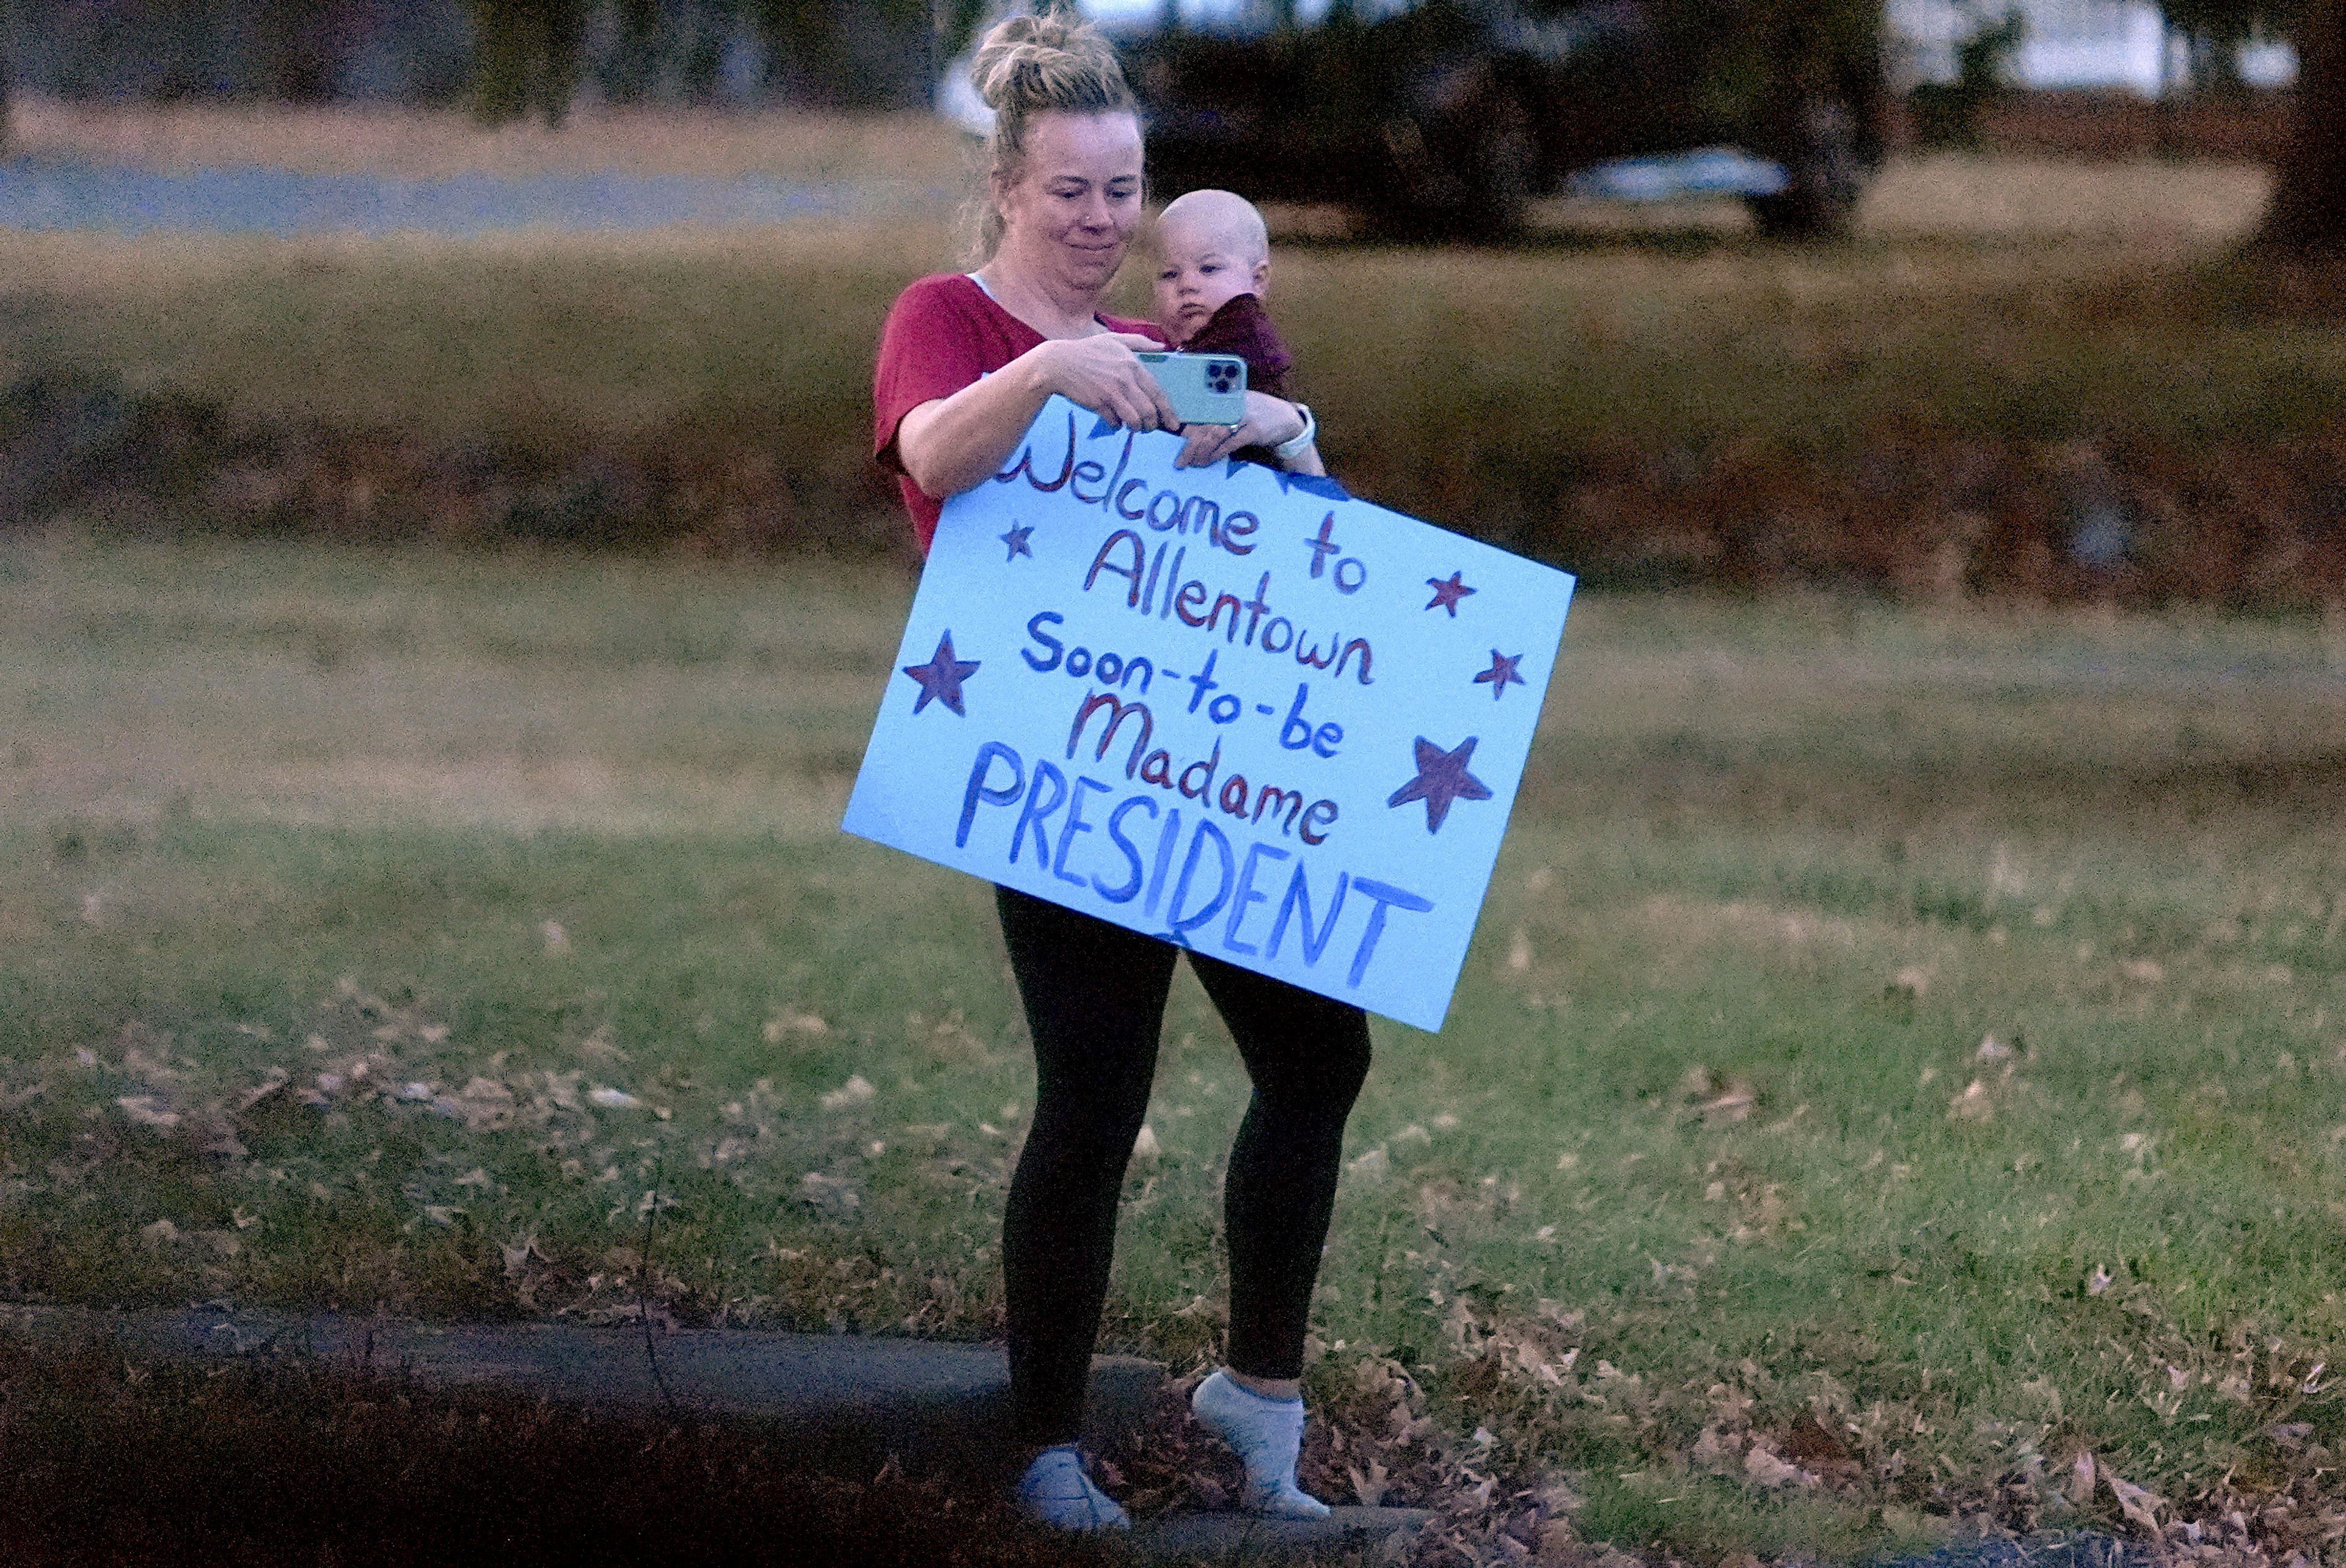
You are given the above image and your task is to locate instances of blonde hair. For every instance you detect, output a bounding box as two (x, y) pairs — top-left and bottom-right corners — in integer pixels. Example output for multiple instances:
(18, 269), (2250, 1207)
(965, 8), (1138, 263)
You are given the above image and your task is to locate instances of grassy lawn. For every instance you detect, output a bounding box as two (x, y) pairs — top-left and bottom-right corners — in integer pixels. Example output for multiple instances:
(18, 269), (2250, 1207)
(3, 534), (2344, 1560)
(1, 150), (2336, 539)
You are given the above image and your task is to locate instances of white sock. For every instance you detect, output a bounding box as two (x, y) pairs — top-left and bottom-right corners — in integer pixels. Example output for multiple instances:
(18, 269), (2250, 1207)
(1013, 1443), (1131, 1532)
(1189, 1369), (1332, 1519)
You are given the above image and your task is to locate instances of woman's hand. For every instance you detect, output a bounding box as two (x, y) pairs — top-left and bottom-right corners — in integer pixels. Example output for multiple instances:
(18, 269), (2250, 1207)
(1173, 391), (1309, 469)
(895, 331), (1181, 500)
(1031, 333), (1182, 433)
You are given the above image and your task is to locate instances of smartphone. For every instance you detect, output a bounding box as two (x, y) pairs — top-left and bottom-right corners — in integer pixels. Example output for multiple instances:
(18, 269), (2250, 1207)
(1136, 351), (1248, 426)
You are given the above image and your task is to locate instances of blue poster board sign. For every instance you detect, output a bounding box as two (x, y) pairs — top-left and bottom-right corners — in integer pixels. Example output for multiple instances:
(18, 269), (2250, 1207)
(842, 398), (1573, 1031)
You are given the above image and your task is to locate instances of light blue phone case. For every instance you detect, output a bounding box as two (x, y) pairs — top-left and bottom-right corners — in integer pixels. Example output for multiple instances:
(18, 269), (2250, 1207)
(1136, 351), (1248, 425)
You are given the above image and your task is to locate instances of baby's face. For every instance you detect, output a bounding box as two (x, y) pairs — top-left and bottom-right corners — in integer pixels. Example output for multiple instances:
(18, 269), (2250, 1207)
(1152, 222), (1270, 344)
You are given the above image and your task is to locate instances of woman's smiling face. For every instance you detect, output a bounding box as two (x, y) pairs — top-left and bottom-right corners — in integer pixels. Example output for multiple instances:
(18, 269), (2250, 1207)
(993, 110), (1146, 301)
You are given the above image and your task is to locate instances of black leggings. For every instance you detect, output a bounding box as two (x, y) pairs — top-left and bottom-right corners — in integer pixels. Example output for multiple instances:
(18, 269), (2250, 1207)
(996, 886), (1373, 1445)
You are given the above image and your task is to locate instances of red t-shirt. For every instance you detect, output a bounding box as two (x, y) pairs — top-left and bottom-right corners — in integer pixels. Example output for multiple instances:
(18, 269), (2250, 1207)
(872, 273), (1165, 556)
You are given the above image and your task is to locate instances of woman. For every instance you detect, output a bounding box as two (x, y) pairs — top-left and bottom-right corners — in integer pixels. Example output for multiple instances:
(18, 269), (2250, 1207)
(869, 10), (1370, 1534)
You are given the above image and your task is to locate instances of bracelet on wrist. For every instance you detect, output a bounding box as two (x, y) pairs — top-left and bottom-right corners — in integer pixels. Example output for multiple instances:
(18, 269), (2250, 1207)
(1271, 403), (1315, 461)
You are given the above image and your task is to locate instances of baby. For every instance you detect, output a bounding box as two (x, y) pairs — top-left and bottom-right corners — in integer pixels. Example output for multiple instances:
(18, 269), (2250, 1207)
(1150, 189), (1320, 475)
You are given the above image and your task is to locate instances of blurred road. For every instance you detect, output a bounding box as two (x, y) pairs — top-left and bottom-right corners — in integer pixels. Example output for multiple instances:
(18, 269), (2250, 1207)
(0, 159), (949, 235)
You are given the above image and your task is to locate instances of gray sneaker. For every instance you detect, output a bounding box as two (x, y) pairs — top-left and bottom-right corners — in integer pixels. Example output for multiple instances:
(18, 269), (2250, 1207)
(1190, 1370), (1332, 1519)
(1014, 1443), (1132, 1532)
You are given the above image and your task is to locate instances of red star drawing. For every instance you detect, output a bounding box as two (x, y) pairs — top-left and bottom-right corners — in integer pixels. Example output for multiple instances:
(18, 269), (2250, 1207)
(1472, 649), (1526, 700)
(1424, 571), (1475, 616)
(901, 630), (979, 717)
(1386, 735), (1493, 834)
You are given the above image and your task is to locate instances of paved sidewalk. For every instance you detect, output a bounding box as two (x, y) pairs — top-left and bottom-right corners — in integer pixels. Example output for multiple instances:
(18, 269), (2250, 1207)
(0, 158), (948, 236)
(1, 1302), (1432, 1563)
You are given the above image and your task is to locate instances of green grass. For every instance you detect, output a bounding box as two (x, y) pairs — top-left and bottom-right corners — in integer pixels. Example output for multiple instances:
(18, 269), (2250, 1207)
(3, 535), (2344, 1558)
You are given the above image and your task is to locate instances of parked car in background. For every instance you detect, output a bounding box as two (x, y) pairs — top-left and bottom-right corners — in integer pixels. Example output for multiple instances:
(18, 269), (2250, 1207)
(1112, 0), (1895, 238)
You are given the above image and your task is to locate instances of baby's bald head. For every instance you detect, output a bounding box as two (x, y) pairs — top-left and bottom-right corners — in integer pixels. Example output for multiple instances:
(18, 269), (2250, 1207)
(1152, 189), (1274, 345)
(1157, 188), (1270, 267)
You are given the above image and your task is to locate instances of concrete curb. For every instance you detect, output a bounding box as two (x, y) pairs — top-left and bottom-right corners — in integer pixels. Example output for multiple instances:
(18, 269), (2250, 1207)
(1, 1302), (1433, 1562)
(1133, 1505), (1438, 1563)
(0, 1302), (1153, 1478)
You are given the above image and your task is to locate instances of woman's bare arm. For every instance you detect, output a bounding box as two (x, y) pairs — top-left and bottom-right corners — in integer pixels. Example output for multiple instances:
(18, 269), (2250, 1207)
(896, 332), (1178, 501)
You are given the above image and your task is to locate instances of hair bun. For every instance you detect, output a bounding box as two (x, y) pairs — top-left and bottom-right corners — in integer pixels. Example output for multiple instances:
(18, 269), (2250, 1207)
(971, 10), (1128, 113)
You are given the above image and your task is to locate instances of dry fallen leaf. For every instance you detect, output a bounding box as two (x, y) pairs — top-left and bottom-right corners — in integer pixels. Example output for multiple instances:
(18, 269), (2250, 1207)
(1742, 1443), (1816, 1490)
(2099, 1459), (2164, 1532)
(1699, 1085), (1755, 1126)
(1948, 1079), (1995, 1120)
(236, 1069), (290, 1110)
(577, 1027), (630, 1065)
(820, 1075), (876, 1112)
(500, 1233), (541, 1278)
(451, 1078), (516, 1131)
(2069, 1449), (2098, 1507)
(117, 1095), (180, 1130)
(1690, 1424), (1742, 1473)
(798, 1172), (862, 1217)
(1348, 1458), (1390, 1507)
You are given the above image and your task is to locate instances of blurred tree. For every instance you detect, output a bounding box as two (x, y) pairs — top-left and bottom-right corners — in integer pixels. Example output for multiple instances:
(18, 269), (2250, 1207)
(468, 0), (587, 124)
(252, 0), (340, 100)
(1908, 0), (2025, 148)
(748, 0), (846, 103)
(2263, 0), (2342, 249)
(937, 0), (990, 60)
(750, 0), (934, 106)
(604, 0), (663, 103)
(1, 1), (11, 156)
(2169, 0), (2254, 90)
(593, 0), (729, 106)
(678, 0), (729, 101)
(2163, 0), (2297, 92)
(463, 0), (949, 117)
